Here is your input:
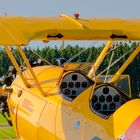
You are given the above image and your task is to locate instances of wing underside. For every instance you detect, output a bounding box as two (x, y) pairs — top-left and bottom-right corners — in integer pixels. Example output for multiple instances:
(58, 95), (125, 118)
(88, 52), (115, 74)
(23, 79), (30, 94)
(0, 15), (140, 45)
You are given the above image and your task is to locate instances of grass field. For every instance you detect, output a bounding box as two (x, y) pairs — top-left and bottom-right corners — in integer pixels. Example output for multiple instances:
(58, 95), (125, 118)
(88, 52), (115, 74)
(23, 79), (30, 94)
(0, 114), (17, 140)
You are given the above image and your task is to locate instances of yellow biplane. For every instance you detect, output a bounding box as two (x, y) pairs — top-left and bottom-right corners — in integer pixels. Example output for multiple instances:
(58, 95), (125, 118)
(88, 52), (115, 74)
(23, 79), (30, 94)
(0, 14), (140, 140)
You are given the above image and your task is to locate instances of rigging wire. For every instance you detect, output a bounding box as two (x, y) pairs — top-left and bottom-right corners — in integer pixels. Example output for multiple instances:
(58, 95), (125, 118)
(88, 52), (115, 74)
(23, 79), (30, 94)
(88, 41), (122, 80)
(64, 41), (96, 64)
(10, 46), (23, 66)
(29, 49), (52, 65)
(106, 42), (125, 55)
(65, 48), (86, 64)
(97, 45), (136, 78)
(11, 46), (33, 81)
(104, 43), (116, 83)
(95, 41), (126, 77)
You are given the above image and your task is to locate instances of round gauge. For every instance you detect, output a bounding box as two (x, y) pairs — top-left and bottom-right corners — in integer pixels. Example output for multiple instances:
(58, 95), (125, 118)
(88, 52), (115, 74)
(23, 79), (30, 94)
(68, 82), (74, 88)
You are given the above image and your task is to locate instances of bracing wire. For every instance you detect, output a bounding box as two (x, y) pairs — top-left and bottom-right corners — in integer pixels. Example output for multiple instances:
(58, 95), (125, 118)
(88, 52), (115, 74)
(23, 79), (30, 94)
(86, 41), (126, 80)
(10, 46), (33, 81)
(11, 46), (23, 66)
(104, 43), (116, 83)
(64, 41), (96, 64)
(29, 49), (52, 65)
(65, 48), (86, 63)
(95, 41), (126, 77)
(97, 44), (136, 78)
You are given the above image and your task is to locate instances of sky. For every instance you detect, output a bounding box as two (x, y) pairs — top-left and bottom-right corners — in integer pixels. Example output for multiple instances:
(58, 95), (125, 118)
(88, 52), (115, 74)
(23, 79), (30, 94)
(0, 0), (139, 48)
(0, 0), (140, 18)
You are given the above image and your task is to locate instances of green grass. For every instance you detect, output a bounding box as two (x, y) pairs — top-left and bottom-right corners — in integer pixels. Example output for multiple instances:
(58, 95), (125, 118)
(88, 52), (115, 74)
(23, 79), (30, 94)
(0, 114), (17, 140)
(0, 115), (6, 122)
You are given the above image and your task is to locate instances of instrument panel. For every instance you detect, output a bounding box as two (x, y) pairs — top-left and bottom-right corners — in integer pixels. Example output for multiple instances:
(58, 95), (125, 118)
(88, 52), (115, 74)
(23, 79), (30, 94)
(60, 72), (92, 100)
(90, 85), (125, 116)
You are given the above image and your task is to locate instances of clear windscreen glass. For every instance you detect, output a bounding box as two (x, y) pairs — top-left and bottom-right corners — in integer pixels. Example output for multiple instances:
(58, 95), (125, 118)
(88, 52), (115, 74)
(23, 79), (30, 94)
(63, 63), (93, 74)
(96, 75), (131, 97)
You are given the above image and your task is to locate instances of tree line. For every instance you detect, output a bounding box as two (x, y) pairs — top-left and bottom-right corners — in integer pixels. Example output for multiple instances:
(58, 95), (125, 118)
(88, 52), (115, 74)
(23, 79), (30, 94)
(0, 42), (139, 97)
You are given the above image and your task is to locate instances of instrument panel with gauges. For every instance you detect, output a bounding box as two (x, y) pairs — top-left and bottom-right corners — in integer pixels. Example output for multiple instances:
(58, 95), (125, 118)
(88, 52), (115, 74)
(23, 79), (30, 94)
(60, 72), (93, 101)
(90, 84), (129, 118)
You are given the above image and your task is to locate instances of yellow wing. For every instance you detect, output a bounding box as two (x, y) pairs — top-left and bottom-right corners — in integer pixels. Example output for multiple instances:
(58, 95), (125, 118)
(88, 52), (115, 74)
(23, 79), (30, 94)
(0, 14), (140, 46)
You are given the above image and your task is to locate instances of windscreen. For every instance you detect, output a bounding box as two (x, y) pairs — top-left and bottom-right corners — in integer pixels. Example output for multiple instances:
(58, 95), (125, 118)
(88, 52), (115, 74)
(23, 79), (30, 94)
(96, 75), (131, 97)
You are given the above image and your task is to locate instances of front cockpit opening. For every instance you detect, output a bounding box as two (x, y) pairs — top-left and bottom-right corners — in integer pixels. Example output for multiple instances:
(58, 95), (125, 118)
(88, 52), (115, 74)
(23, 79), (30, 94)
(59, 71), (93, 101)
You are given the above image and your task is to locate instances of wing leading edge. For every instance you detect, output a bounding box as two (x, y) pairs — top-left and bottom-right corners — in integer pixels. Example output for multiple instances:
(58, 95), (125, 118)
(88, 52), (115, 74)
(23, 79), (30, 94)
(0, 14), (140, 46)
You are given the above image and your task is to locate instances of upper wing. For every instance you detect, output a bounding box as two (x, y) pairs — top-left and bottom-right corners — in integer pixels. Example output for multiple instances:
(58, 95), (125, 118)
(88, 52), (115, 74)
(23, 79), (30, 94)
(0, 14), (140, 46)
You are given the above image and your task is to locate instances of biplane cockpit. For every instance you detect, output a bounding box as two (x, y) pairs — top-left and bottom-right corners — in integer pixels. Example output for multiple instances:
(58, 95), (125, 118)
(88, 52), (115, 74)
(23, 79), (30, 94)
(90, 75), (131, 118)
(58, 62), (131, 118)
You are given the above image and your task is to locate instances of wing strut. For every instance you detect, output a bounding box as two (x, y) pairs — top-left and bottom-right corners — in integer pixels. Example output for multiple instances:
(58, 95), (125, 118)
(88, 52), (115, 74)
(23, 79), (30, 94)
(110, 45), (140, 83)
(88, 40), (113, 78)
(17, 46), (45, 96)
(5, 46), (29, 88)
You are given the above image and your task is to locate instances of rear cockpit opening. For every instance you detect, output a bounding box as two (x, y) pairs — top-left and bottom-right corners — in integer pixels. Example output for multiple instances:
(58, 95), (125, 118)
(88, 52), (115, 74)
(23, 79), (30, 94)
(90, 75), (131, 118)
(90, 84), (130, 118)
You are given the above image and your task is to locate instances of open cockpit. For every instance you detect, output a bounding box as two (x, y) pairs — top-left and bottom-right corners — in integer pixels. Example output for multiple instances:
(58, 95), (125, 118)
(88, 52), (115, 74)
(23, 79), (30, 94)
(90, 75), (131, 118)
(59, 62), (132, 118)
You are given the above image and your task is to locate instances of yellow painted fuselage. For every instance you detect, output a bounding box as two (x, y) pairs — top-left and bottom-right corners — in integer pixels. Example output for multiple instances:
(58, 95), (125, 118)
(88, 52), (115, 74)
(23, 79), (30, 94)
(8, 66), (140, 140)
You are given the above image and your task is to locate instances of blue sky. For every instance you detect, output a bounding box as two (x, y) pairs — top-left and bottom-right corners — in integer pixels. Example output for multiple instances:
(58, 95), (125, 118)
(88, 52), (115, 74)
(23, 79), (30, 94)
(0, 0), (139, 17)
(0, 0), (139, 48)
